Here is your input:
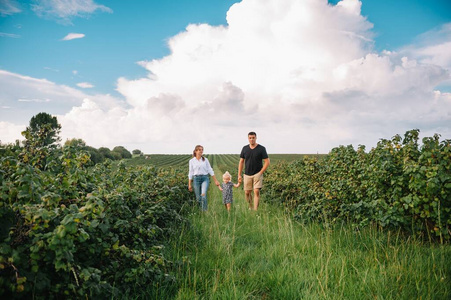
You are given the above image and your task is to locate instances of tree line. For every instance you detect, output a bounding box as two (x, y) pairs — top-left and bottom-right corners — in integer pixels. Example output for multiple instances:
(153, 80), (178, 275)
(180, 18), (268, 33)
(1, 112), (142, 165)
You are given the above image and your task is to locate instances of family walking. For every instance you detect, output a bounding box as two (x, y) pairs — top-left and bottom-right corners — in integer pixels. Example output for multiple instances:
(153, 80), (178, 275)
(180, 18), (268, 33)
(188, 132), (270, 211)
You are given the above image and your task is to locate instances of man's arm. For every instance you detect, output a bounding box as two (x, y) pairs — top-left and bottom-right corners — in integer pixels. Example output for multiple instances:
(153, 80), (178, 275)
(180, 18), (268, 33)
(238, 158), (244, 183)
(260, 158), (270, 175)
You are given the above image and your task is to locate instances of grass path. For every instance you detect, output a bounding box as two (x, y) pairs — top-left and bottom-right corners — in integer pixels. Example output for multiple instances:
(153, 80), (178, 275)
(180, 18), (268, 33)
(158, 166), (451, 299)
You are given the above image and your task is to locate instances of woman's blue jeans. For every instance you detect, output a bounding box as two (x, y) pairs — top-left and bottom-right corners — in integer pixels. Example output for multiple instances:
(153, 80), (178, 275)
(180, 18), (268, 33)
(193, 175), (210, 211)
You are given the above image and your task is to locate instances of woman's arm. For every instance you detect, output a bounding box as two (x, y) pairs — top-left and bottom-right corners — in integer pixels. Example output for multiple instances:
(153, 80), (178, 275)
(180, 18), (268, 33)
(205, 158), (220, 186)
(211, 175), (220, 186)
(188, 159), (193, 191)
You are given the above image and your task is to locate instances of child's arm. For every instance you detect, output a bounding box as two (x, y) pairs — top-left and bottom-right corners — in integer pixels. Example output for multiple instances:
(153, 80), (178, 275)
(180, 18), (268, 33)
(218, 184), (223, 191)
(233, 182), (241, 188)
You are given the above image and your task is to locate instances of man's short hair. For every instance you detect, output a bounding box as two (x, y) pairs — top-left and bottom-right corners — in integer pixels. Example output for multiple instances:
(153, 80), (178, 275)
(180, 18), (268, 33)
(248, 131), (257, 136)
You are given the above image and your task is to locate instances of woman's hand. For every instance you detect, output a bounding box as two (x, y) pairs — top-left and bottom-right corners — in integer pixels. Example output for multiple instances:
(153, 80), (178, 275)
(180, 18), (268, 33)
(215, 180), (220, 186)
(188, 185), (192, 192)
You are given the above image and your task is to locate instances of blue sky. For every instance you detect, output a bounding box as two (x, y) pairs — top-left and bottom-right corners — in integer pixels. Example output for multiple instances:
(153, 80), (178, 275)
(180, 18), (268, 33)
(1, 0), (239, 95)
(1, 0), (450, 154)
(341, 0), (451, 49)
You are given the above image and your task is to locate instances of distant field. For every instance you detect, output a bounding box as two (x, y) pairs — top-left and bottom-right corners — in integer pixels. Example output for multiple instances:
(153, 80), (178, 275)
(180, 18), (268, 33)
(125, 154), (191, 168)
(268, 153), (326, 164)
(125, 153), (325, 169)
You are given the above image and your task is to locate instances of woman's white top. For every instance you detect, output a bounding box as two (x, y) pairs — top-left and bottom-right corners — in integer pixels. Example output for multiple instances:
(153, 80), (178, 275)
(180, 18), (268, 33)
(188, 157), (214, 180)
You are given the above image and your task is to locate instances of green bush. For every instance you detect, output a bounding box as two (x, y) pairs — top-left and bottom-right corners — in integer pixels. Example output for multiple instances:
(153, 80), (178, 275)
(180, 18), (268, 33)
(264, 130), (451, 241)
(0, 143), (192, 298)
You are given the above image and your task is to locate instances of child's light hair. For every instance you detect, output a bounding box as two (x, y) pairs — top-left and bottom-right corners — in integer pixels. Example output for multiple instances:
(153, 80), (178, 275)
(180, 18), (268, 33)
(223, 171), (232, 180)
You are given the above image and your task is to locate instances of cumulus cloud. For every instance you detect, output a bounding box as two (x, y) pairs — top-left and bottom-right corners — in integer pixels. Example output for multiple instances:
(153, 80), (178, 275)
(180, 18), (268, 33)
(400, 23), (451, 90)
(62, 33), (85, 41)
(31, 0), (112, 24)
(1, 0), (450, 153)
(0, 121), (23, 144)
(111, 0), (449, 152)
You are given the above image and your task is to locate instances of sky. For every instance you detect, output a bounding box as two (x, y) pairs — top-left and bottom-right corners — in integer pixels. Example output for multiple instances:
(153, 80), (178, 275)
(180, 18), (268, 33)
(1, 0), (450, 154)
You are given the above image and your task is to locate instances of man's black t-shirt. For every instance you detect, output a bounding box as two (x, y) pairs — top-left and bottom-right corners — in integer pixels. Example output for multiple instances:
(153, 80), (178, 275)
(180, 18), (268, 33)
(240, 144), (268, 175)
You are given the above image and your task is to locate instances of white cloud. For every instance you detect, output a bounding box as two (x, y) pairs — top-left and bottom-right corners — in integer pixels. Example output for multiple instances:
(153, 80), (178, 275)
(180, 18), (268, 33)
(0, 69), (124, 126)
(44, 66), (59, 72)
(0, 0), (21, 16)
(62, 33), (85, 41)
(0, 121), (23, 144)
(1, 0), (450, 153)
(401, 23), (451, 69)
(398, 22), (451, 95)
(77, 82), (94, 88)
(112, 0), (449, 153)
(0, 32), (20, 38)
(18, 98), (51, 102)
(31, 0), (112, 24)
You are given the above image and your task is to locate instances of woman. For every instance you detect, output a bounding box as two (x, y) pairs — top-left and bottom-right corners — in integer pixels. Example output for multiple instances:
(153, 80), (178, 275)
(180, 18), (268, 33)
(188, 145), (220, 211)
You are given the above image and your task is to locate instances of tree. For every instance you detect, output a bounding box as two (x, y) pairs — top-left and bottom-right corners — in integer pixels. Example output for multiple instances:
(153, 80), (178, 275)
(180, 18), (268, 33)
(23, 112), (61, 147)
(98, 147), (114, 160)
(84, 146), (102, 164)
(111, 151), (122, 160)
(64, 138), (86, 148)
(64, 139), (103, 165)
(112, 146), (132, 159)
(20, 112), (62, 169)
(132, 149), (143, 156)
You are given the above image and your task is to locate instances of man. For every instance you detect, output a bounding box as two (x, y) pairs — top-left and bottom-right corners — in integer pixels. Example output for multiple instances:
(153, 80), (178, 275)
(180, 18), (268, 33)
(238, 132), (270, 210)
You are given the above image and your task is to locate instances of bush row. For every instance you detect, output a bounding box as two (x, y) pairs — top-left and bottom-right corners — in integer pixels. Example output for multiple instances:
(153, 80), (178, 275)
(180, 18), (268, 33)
(0, 144), (192, 298)
(264, 130), (451, 241)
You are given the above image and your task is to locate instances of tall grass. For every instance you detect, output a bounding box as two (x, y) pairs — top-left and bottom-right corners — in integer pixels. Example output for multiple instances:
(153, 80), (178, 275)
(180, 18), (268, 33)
(148, 167), (450, 299)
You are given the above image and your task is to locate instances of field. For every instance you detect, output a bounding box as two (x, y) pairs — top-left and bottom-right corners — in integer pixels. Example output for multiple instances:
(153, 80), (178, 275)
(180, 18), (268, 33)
(161, 185), (450, 299)
(124, 150), (450, 299)
(1, 134), (450, 299)
(125, 153), (320, 168)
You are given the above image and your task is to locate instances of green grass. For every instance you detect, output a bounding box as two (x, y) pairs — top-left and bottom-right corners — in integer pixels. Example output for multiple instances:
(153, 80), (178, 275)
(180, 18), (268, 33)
(146, 164), (451, 299)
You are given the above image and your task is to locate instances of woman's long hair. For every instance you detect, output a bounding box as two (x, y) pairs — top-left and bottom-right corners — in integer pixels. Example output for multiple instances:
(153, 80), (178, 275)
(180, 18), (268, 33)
(193, 145), (205, 161)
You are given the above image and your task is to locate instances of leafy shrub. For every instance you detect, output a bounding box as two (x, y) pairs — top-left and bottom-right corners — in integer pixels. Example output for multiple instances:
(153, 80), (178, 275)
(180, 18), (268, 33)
(0, 143), (192, 298)
(264, 130), (451, 241)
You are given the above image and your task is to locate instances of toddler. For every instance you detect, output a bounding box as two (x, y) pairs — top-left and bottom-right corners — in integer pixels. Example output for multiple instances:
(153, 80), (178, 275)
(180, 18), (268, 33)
(218, 171), (241, 211)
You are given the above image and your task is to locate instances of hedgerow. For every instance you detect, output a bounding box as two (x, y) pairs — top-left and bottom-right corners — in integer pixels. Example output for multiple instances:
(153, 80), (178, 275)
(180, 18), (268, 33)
(0, 143), (192, 298)
(264, 130), (451, 241)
